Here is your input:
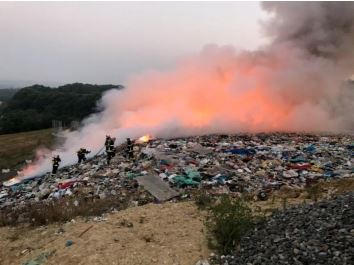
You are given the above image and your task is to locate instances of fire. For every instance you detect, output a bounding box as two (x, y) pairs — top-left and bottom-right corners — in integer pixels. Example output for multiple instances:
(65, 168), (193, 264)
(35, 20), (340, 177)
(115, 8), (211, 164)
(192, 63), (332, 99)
(137, 134), (152, 143)
(21, 164), (38, 176)
(4, 3), (352, 187)
(2, 164), (38, 187)
(3, 176), (22, 187)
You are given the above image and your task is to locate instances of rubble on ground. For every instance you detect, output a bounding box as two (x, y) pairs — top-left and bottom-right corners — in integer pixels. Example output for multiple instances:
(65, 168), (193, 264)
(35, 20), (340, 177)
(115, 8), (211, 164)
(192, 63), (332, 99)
(211, 192), (354, 265)
(0, 133), (353, 222)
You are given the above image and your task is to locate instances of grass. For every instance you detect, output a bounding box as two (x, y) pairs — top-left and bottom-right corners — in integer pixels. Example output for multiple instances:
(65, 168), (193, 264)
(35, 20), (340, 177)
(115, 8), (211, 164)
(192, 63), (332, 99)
(0, 128), (55, 170)
(249, 178), (354, 215)
(0, 195), (135, 227)
(306, 183), (322, 202)
(195, 191), (214, 210)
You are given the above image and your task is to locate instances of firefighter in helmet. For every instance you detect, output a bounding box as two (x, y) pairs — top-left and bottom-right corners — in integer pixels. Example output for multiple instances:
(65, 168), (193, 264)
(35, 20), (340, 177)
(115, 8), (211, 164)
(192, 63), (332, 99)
(105, 135), (116, 152)
(77, 148), (91, 163)
(106, 140), (116, 165)
(105, 135), (111, 152)
(126, 138), (134, 160)
(52, 155), (61, 174)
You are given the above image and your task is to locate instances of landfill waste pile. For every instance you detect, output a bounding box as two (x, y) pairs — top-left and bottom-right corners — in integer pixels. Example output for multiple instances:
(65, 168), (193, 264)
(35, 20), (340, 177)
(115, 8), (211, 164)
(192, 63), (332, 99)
(0, 133), (353, 223)
(210, 192), (354, 265)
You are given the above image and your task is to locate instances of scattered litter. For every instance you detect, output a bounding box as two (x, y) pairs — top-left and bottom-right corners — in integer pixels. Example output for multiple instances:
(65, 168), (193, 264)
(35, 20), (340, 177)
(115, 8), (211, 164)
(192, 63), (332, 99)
(93, 216), (107, 222)
(65, 240), (74, 247)
(120, 219), (134, 228)
(22, 250), (55, 265)
(55, 227), (65, 235)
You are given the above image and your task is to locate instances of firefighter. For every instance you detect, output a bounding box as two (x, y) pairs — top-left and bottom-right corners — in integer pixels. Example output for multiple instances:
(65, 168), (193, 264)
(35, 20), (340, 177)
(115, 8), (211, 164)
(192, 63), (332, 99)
(77, 148), (91, 163)
(52, 155), (61, 174)
(105, 136), (116, 152)
(105, 135), (111, 152)
(126, 138), (134, 159)
(106, 143), (116, 165)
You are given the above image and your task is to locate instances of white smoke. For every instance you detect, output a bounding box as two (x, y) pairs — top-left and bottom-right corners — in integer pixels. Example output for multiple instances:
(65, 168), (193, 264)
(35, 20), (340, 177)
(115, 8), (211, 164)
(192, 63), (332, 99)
(16, 2), (354, 180)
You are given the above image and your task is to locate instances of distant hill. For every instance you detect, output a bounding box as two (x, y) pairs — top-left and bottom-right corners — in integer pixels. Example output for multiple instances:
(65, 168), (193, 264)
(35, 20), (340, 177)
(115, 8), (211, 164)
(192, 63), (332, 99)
(0, 83), (123, 134)
(0, 88), (19, 102)
(0, 79), (45, 89)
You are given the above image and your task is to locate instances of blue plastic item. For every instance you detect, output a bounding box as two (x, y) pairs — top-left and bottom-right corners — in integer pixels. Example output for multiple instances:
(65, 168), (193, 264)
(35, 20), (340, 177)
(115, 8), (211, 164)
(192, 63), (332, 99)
(66, 240), (74, 247)
(304, 145), (316, 153)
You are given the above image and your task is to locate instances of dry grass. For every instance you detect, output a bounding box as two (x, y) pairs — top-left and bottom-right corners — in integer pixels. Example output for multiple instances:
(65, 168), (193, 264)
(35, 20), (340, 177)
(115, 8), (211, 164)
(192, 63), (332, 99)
(315, 177), (354, 194)
(0, 195), (139, 227)
(251, 177), (354, 214)
(0, 128), (55, 170)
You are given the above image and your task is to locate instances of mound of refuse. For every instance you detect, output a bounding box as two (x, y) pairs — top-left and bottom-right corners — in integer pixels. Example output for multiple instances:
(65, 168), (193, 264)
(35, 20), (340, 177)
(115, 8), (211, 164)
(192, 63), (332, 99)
(0, 133), (353, 224)
(214, 192), (354, 265)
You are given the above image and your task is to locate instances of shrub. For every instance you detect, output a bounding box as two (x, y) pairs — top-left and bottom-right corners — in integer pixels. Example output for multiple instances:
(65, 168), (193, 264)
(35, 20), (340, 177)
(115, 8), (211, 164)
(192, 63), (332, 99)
(306, 183), (322, 202)
(282, 197), (288, 210)
(206, 195), (255, 254)
(195, 191), (213, 210)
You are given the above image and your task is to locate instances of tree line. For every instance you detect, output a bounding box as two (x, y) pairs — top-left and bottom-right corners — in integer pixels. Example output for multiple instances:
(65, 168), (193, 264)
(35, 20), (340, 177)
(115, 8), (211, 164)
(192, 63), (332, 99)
(0, 88), (19, 102)
(0, 83), (123, 134)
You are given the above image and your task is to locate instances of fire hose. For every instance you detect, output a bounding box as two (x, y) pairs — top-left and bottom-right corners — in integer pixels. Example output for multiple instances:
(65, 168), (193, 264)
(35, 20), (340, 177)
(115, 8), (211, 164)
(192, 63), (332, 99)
(94, 146), (105, 157)
(83, 146), (105, 163)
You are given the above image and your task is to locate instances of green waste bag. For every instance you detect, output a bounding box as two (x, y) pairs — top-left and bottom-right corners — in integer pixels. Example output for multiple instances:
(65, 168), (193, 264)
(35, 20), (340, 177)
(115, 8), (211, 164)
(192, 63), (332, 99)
(126, 172), (138, 179)
(185, 169), (201, 181)
(172, 175), (200, 187)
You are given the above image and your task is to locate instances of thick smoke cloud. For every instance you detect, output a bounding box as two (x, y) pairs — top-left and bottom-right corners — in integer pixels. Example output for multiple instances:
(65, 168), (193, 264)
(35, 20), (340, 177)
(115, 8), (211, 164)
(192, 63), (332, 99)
(261, 1), (354, 128)
(262, 2), (354, 61)
(13, 2), (354, 181)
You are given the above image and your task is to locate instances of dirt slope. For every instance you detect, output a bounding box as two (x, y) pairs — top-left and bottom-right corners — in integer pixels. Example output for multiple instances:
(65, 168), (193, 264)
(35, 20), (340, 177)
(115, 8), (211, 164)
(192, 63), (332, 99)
(0, 201), (209, 265)
(0, 128), (54, 173)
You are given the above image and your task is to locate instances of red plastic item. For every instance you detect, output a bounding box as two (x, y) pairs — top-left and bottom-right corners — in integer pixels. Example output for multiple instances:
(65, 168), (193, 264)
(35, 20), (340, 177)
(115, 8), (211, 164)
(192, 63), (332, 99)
(287, 163), (311, 170)
(58, 181), (78, 189)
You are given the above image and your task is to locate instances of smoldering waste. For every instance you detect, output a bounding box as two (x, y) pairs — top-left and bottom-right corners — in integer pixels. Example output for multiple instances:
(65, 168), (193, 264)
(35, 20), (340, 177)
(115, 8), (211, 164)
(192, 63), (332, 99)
(0, 133), (353, 224)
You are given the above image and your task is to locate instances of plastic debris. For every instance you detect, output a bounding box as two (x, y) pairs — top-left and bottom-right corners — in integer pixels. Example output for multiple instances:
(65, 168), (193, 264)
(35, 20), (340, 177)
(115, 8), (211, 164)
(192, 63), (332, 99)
(22, 251), (55, 265)
(0, 133), (353, 221)
(66, 240), (74, 247)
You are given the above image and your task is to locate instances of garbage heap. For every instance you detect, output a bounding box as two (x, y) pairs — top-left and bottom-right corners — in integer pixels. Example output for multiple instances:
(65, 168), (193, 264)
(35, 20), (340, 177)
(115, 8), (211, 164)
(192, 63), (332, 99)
(0, 133), (353, 211)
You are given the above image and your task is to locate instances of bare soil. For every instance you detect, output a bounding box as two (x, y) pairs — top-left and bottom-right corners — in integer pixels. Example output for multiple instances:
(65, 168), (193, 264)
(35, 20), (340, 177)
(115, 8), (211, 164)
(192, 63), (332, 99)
(0, 201), (209, 265)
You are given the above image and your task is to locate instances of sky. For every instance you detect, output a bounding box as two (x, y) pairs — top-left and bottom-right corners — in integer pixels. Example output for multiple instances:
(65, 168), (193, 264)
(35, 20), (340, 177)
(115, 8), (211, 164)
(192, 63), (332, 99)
(0, 1), (269, 87)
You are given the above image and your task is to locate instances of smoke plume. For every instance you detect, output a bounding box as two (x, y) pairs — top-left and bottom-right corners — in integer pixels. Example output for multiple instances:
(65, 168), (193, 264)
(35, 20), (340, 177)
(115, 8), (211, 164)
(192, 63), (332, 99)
(14, 2), (354, 181)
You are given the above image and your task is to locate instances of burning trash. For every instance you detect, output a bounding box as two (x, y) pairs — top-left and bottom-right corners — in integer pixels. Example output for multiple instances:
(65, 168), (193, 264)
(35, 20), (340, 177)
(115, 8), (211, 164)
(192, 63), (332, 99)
(136, 134), (153, 144)
(2, 176), (22, 187)
(1, 132), (353, 226)
(6, 2), (354, 183)
(1, 2), (354, 227)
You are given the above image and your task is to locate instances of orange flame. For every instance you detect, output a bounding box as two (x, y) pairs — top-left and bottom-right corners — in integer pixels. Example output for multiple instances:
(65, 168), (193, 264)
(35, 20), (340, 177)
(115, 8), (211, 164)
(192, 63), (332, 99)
(3, 176), (22, 186)
(3, 164), (39, 186)
(21, 164), (38, 176)
(137, 134), (152, 143)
